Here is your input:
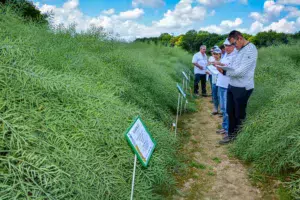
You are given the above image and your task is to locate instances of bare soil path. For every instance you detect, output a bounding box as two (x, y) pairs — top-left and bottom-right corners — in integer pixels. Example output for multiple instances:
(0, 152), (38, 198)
(171, 97), (265, 200)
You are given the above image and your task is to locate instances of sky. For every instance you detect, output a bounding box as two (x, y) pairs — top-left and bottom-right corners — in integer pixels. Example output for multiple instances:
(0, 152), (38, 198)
(34, 0), (300, 40)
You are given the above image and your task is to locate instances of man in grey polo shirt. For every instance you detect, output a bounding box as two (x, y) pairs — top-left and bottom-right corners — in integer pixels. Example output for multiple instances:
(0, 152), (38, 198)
(218, 30), (258, 144)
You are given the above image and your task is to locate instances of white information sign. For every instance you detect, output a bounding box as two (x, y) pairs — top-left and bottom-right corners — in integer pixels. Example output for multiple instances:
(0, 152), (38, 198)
(125, 117), (156, 167)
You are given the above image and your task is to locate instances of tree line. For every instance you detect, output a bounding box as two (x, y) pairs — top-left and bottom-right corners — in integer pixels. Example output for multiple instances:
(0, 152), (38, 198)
(135, 30), (300, 53)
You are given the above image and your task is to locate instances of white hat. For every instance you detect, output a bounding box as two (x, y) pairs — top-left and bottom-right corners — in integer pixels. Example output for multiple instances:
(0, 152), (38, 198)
(213, 47), (222, 54)
(223, 38), (231, 46)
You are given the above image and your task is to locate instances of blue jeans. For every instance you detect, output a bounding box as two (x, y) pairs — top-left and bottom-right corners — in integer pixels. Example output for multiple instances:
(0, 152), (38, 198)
(219, 87), (228, 133)
(212, 84), (219, 111)
(209, 75), (212, 100)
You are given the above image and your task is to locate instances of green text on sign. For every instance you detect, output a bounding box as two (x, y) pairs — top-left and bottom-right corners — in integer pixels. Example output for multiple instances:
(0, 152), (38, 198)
(125, 117), (156, 167)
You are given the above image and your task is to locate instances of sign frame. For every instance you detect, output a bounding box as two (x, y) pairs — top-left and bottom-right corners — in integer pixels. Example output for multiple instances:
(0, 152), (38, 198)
(182, 71), (189, 81)
(125, 116), (156, 167)
(177, 83), (186, 98)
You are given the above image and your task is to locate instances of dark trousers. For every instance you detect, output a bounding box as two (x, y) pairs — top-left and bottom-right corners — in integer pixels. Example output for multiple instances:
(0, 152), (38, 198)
(194, 74), (207, 95)
(227, 85), (253, 139)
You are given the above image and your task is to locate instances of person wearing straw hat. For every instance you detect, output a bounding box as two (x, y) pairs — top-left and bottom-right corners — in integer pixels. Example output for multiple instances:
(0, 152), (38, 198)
(216, 30), (258, 144)
(214, 38), (237, 136)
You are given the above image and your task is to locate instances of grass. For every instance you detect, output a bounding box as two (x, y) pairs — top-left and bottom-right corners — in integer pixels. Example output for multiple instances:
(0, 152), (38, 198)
(190, 161), (206, 170)
(231, 43), (300, 199)
(0, 8), (195, 200)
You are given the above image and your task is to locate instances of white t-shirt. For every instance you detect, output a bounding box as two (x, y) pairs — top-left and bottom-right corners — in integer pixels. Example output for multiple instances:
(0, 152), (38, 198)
(216, 50), (237, 89)
(192, 52), (207, 75)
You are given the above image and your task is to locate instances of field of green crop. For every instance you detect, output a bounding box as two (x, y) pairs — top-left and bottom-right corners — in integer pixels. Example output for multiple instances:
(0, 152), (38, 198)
(0, 9), (194, 199)
(232, 43), (300, 199)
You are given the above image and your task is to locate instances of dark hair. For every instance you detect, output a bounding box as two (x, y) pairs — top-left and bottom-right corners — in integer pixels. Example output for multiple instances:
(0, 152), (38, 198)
(219, 44), (225, 50)
(228, 30), (243, 40)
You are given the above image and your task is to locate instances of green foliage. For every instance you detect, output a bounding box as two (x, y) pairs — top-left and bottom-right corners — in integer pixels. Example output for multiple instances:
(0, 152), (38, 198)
(135, 30), (300, 53)
(0, 10), (193, 199)
(251, 30), (289, 48)
(1, 0), (48, 23)
(231, 43), (300, 199)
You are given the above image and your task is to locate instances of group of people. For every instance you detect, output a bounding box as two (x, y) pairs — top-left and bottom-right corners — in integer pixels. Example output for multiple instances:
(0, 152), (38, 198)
(192, 30), (258, 144)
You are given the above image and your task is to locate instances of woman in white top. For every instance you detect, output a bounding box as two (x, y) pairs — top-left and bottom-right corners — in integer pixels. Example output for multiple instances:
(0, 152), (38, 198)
(210, 48), (222, 115)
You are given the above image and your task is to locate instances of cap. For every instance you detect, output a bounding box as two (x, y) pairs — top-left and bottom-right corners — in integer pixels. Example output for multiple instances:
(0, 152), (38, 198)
(213, 47), (222, 54)
(223, 38), (231, 46)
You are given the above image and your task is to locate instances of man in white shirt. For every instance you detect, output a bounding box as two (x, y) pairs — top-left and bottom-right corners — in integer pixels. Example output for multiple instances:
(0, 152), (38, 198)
(217, 30), (258, 144)
(192, 45), (208, 96)
(214, 39), (237, 136)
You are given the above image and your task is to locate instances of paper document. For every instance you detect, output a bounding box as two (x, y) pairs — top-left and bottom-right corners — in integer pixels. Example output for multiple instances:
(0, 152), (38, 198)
(207, 65), (219, 75)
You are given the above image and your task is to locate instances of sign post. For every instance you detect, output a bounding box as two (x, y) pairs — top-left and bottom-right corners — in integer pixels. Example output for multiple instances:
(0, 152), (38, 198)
(175, 83), (186, 136)
(125, 117), (156, 200)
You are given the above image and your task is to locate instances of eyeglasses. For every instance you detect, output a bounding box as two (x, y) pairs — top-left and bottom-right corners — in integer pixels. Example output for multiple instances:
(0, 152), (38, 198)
(230, 39), (238, 46)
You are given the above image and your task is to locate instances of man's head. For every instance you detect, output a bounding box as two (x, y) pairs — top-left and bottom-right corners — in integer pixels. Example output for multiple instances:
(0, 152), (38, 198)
(223, 38), (235, 54)
(200, 45), (207, 54)
(228, 30), (245, 50)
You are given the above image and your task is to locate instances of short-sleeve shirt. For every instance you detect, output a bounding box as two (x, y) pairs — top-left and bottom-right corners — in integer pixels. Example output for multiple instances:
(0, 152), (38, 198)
(192, 52), (207, 75)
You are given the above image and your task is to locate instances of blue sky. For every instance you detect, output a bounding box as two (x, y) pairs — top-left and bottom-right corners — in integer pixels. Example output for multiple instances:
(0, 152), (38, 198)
(35, 0), (300, 40)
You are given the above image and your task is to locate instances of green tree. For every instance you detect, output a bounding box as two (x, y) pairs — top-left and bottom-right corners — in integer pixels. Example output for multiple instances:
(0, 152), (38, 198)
(159, 33), (172, 46)
(1, 0), (49, 23)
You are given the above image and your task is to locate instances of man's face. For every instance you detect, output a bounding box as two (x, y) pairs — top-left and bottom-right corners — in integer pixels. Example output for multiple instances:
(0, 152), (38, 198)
(221, 48), (225, 54)
(229, 36), (243, 50)
(200, 47), (206, 54)
(225, 45), (234, 54)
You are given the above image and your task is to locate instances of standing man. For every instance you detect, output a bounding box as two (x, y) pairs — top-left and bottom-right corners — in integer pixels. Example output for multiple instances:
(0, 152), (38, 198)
(192, 45), (208, 97)
(214, 38), (237, 135)
(218, 30), (258, 144)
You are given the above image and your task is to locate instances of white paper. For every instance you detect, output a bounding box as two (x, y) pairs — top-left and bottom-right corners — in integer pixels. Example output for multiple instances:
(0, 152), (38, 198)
(207, 65), (219, 75)
(127, 119), (154, 163)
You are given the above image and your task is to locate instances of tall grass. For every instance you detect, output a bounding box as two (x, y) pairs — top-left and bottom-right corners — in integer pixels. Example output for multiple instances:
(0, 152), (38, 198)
(0, 8), (193, 199)
(232, 43), (300, 199)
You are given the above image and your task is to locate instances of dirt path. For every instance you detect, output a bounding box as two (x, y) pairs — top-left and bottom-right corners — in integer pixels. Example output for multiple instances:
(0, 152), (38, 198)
(172, 97), (263, 200)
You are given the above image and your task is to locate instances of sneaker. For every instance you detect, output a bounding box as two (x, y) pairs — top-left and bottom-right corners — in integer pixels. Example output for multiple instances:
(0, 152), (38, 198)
(194, 93), (200, 97)
(216, 129), (226, 134)
(211, 110), (218, 115)
(219, 136), (232, 145)
(202, 94), (208, 97)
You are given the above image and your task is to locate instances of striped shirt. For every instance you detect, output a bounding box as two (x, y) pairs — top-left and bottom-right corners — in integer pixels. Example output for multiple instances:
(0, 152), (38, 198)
(226, 42), (258, 90)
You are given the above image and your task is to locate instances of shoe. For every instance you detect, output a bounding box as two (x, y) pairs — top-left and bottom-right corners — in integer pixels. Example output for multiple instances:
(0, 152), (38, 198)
(202, 94), (208, 97)
(211, 111), (218, 115)
(216, 129), (226, 134)
(194, 93), (200, 97)
(219, 136), (233, 145)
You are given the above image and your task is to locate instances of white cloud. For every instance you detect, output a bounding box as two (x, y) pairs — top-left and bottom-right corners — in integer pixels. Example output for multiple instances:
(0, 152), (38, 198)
(153, 0), (207, 29)
(220, 18), (243, 28)
(239, 0), (248, 4)
(277, 0), (300, 5)
(249, 1), (284, 23)
(284, 6), (300, 18)
(209, 10), (216, 16)
(63, 0), (79, 9)
(101, 9), (115, 15)
(249, 21), (264, 33)
(118, 8), (144, 20)
(200, 18), (243, 34)
(263, 18), (297, 32)
(264, 0), (284, 17)
(197, 0), (228, 7)
(197, 0), (248, 6)
(132, 0), (165, 8)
